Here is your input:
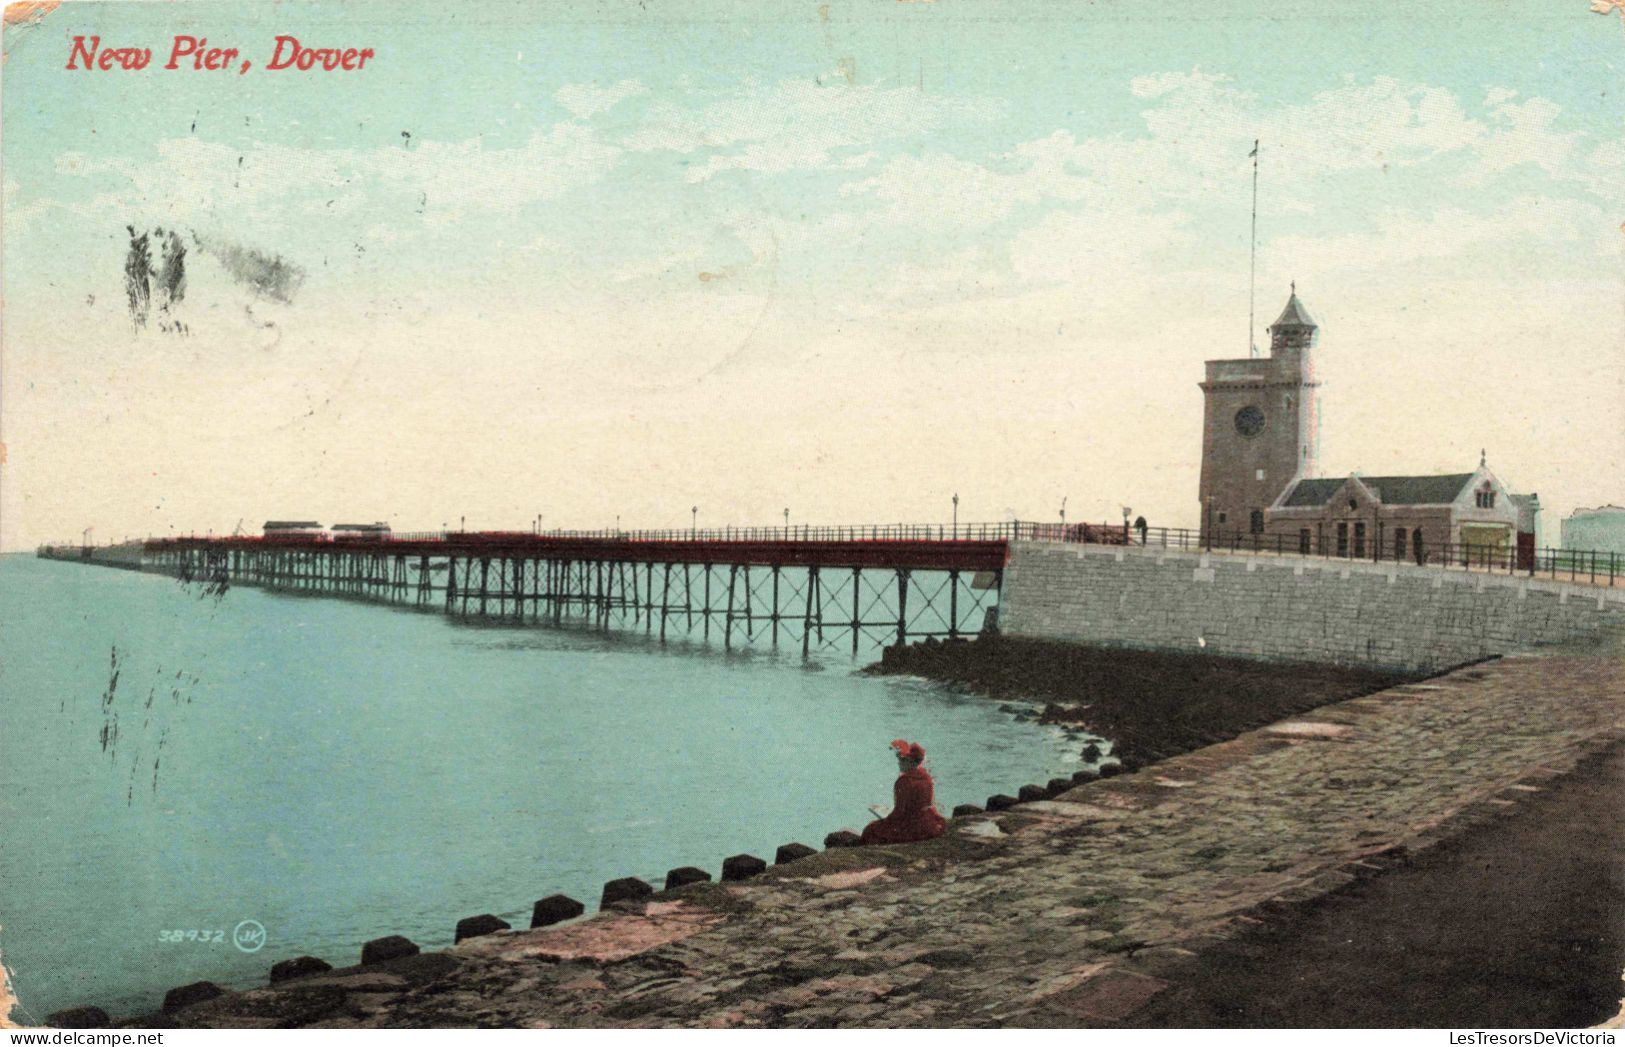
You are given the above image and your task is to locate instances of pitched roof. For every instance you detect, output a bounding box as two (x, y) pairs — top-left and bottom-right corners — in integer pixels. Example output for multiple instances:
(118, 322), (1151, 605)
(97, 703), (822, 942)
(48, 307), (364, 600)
(1281, 473), (1476, 508)
(1362, 474), (1476, 505)
(1280, 478), (1343, 507)
(1269, 292), (1316, 330)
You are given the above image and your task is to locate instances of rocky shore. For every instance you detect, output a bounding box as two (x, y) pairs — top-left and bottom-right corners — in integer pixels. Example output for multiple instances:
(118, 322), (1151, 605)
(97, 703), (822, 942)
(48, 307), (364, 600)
(870, 634), (1413, 765)
(38, 642), (1622, 1029)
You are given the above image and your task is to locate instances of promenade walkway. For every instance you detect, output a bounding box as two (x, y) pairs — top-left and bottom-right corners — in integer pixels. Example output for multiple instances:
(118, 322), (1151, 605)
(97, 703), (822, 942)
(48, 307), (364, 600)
(152, 643), (1624, 1029)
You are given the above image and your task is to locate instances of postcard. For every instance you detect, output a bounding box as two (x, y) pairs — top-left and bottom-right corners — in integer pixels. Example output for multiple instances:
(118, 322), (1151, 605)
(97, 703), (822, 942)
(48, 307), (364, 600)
(2, 0), (1622, 1033)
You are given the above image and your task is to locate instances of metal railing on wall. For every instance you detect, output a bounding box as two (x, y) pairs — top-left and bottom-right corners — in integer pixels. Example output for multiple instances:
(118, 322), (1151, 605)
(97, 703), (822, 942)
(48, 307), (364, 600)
(1016, 522), (1622, 588)
(36, 520), (1623, 588)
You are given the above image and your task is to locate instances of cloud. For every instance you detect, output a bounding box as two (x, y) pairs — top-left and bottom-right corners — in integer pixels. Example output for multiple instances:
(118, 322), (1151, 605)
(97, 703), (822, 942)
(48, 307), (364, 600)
(38, 121), (622, 248)
(1266, 197), (1613, 277)
(2, 176), (51, 234)
(621, 72), (1003, 182)
(1008, 207), (1198, 288)
(1472, 94), (1582, 180)
(1122, 71), (1483, 187)
(555, 79), (648, 119)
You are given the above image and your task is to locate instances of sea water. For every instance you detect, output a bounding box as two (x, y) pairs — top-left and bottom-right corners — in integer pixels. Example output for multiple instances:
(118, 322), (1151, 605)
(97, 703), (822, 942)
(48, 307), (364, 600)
(0, 555), (1087, 1021)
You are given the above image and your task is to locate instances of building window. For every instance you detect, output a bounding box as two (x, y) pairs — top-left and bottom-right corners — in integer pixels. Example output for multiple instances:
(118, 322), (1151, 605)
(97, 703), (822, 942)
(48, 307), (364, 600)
(1218, 512), (1227, 524)
(1353, 522), (1366, 558)
(1395, 528), (1407, 559)
(1336, 522), (1349, 557)
(1299, 529), (1311, 555)
(1475, 485), (1497, 509)
(1412, 527), (1425, 565)
(1250, 510), (1264, 534)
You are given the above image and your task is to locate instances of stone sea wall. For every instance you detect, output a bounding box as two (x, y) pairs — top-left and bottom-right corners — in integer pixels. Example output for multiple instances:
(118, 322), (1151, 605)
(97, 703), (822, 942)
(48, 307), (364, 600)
(999, 540), (1625, 674)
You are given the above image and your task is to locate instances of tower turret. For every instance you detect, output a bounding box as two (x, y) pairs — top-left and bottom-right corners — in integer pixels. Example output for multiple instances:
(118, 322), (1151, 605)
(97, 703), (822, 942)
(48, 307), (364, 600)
(1268, 282), (1318, 351)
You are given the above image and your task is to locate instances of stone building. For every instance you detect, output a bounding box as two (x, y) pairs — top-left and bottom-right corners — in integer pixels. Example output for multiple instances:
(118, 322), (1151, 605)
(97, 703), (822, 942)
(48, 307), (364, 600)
(1560, 506), (1625, 554)
(1198, 289), (1537, 562)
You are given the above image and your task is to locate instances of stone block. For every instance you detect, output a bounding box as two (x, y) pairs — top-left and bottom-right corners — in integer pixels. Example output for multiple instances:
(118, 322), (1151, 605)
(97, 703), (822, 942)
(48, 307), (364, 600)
(721, 854), (768, 882)
(531, 894), (585, 928)
(951, 803), (983, 818)
(986, 793), (1019, 811)
(269, 955), (333, 984)
(774, 842), (817, 864)
(600, 877), (654, 909)
(824, 830), (863, 848)
(360, 935), (419, 966)
(1018, 784), (1048, 803)
(1098, 762), (1123, 778)
(664, 866), (712, 890)
(162, 981), (224, 1014)
(454, 914), (510, 943)
(1071, 768), (1100, 784)
(1046, 777), (1073, 796)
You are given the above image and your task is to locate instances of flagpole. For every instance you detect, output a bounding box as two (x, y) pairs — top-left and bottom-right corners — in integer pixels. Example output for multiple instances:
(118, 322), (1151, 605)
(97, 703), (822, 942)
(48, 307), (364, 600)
(1249, 139), (1259, 358)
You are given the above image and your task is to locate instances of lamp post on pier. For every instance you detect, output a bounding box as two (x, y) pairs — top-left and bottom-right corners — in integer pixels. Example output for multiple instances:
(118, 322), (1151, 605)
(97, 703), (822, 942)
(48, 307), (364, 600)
(1060, 497), (1067, 527)
(952, 493), (959, 539)
(691, 506), (698, 538)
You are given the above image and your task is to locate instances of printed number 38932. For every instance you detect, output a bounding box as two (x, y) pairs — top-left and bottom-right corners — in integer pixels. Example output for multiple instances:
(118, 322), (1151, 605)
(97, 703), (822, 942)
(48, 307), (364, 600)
(159, 929), (225, 943)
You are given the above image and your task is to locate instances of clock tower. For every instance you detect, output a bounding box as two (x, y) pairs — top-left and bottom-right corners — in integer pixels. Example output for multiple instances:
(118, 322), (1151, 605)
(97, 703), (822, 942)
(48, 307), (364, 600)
(1198, 286), (1321, 540)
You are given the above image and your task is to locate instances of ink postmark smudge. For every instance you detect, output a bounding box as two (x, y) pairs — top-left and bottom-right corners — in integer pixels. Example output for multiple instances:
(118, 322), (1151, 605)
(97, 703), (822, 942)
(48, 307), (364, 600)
(122, 226), (188, 333)
(120, 227), (304, 331)
(192, 233), (305, 304)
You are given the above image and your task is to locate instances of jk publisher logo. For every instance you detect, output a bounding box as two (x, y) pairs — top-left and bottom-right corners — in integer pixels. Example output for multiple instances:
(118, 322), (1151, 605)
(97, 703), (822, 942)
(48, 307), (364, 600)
(232, 919), (267, 953)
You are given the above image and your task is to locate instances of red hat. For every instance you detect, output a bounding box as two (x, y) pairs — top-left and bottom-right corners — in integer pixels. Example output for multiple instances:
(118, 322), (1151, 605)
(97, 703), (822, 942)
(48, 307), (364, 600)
(890, 739), (926, 762)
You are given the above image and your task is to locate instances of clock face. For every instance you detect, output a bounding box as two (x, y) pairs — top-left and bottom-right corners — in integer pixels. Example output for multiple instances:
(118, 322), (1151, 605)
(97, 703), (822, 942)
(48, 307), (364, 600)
(1235, 405), (1266, 437)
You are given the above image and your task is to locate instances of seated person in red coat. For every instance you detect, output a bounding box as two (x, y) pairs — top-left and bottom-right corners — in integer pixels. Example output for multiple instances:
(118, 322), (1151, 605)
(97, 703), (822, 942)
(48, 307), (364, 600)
(861, 739), (947, 845)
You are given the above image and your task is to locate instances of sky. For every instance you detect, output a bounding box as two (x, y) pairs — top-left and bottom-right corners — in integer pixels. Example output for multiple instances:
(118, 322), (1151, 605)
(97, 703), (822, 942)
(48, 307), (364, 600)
(2, 0), (1622, 550)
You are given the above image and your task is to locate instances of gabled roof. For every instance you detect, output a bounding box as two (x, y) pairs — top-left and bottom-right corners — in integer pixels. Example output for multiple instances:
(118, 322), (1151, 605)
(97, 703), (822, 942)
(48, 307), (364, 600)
(1281, 473), (1476, 508)
(263, 520), (323, 529)
(1269, 291), (1316, 330)
(1280, 478), (1343, 507)
(1363, 474), (1476, 505)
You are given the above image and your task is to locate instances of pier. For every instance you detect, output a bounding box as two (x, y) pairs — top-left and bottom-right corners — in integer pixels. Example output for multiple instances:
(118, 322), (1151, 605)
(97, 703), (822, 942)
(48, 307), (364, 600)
(39, 525), (1018, 656)
(37, 519), (1623, 663)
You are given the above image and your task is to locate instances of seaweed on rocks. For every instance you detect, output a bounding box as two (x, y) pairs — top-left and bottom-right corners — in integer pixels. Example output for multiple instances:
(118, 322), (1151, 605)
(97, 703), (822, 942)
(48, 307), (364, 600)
(867, 634), (1413, 767)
